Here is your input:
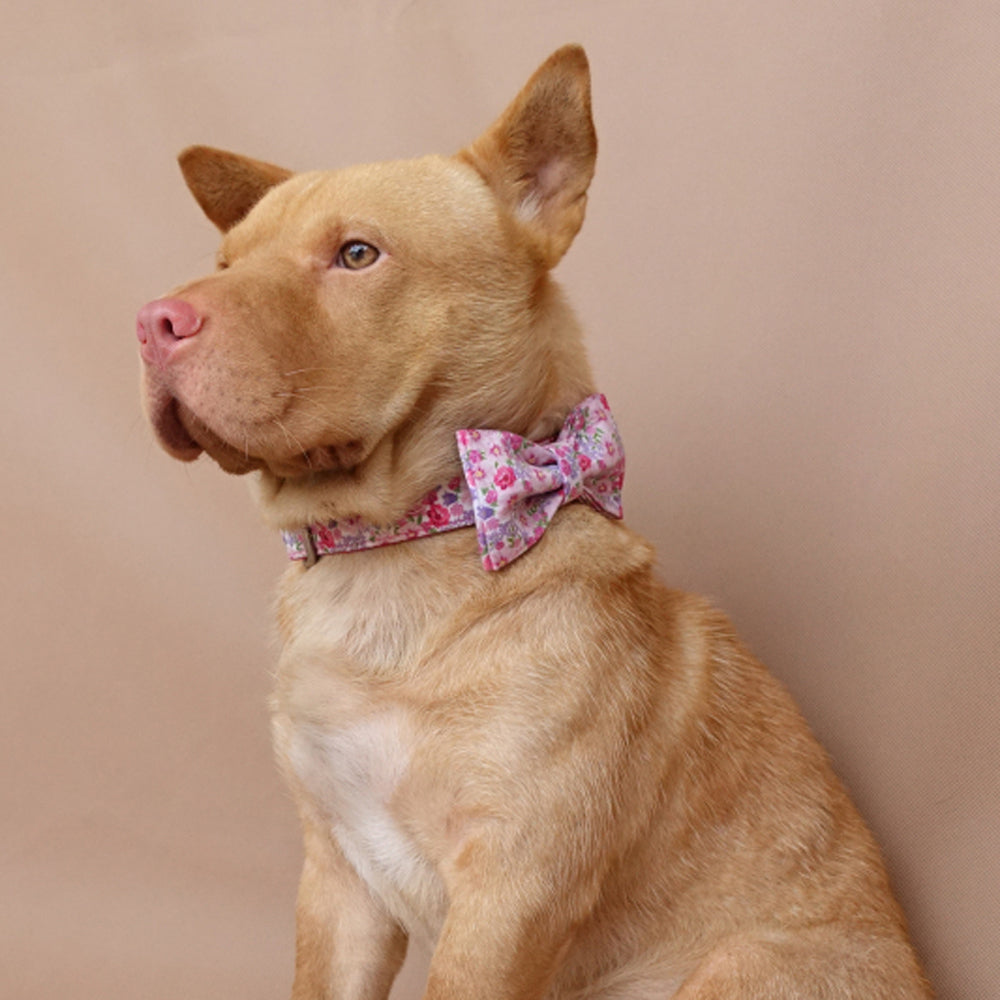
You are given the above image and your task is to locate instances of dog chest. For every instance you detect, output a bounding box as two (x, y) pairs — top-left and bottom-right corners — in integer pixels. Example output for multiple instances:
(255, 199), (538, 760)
(270, 549), (470, 942)
(278, 703), (447, 942)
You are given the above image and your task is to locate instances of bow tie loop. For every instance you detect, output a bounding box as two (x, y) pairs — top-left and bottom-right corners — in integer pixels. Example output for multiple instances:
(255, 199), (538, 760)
(457, 394), (625, 570)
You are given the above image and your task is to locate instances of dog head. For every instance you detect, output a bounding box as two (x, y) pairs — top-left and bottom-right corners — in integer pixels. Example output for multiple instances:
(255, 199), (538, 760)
(137, 45), (597, 528)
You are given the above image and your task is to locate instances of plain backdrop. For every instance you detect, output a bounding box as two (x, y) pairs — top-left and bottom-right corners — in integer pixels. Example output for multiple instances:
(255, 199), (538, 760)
(2, 2), (998, 998)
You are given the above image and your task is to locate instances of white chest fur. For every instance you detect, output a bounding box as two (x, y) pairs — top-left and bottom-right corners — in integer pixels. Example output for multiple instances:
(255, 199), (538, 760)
(273, 551), (454, 944)
(284, 710), (443, 940)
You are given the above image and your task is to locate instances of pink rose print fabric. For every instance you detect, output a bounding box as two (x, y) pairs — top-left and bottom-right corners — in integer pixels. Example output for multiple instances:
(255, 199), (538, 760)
(456, 393), (625, 570)
(283, 394), (625, 571)
(282, 476), (475, 564)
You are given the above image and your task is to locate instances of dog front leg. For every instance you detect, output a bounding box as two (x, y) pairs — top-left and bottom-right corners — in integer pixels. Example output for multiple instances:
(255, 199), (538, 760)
(292, 820), (408, 1000)
(421, 895), (573, 1000)
(420, 837), (590, 1000)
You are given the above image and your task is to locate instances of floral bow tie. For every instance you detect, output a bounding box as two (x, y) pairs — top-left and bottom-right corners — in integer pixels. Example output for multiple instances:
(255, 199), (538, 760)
(456, 393), (625, 570)
(282, 394), (625, 571)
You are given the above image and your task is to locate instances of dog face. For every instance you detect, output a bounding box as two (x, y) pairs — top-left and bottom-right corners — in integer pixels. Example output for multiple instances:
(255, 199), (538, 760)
(137, 46), (597, 524)
(140, 156), (530, 476)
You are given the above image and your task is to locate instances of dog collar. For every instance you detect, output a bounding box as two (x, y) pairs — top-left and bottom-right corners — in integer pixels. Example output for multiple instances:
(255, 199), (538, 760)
(282, 393), (625, 572)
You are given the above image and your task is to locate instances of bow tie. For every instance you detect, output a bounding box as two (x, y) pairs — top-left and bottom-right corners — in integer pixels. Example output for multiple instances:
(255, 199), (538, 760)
(456, 393), (624, 569)
(282, 393), (625, 571)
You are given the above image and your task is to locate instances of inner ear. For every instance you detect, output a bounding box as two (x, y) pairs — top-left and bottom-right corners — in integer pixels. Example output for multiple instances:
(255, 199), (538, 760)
(458, 44), (597, 268)
(178, 146), (294, 232)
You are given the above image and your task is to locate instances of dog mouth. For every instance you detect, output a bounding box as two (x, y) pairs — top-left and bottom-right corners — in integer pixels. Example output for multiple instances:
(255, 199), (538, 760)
(143, 378), (263, 474)
(144, 380), (358, 478)
(145, 384), (202, 461)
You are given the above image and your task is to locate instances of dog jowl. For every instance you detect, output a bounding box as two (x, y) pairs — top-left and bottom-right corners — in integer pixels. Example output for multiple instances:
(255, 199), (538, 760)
(137, 45), (931, 1000)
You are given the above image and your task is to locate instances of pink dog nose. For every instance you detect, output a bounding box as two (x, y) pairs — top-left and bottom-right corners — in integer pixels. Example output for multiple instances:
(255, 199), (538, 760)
(136, 298), (203, 365)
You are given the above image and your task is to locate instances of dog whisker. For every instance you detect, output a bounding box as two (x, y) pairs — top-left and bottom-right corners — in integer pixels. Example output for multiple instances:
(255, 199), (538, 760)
(280, 367), (342, 378)
(273, 418), (314, 467)
(273, 386), (341, 397)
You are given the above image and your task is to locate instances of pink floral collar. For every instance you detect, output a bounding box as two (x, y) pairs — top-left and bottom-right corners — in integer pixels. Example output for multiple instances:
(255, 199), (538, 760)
(282, 393), (625, 571)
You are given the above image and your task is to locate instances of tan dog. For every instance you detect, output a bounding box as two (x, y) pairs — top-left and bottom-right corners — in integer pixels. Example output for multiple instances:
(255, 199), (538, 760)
(137, 45), (931, 999)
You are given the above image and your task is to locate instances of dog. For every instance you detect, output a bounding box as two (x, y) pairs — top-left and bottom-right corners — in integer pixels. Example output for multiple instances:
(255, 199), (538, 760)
(136, 44), (931, 999)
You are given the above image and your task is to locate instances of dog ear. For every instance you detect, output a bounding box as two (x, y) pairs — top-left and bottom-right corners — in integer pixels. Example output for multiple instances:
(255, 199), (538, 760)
(177, 146), (293, 232)
(459, 44), (597, 268)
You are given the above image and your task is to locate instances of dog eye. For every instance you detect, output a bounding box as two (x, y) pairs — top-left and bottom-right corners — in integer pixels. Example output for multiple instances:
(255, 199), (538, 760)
(336, 241), (381, 270)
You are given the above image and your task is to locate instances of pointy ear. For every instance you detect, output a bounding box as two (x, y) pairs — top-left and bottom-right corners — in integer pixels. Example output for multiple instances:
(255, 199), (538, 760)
(458, 44), (597, 269)
(177, 145), (294, 232)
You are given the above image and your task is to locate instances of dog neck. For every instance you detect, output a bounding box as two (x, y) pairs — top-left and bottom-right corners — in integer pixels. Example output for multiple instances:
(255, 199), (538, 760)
(282, 475), (476, 568)
(282, 394), (625, 572)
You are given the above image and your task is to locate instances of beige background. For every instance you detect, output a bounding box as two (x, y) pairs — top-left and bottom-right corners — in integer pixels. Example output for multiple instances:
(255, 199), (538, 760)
(2, 2), (998, 998)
